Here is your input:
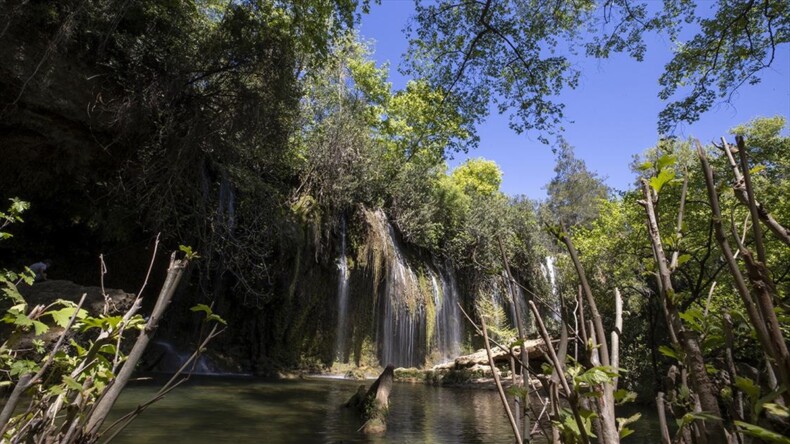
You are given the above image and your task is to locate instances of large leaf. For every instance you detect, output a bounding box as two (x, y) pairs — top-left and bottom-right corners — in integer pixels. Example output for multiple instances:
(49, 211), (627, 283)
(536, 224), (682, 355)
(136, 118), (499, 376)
(735, 421), (790, 444)
(649, 169), (676, 193)
(656, 153), (677, 170)
(658, 345), (680, 361)
(47, 307), (87, 328)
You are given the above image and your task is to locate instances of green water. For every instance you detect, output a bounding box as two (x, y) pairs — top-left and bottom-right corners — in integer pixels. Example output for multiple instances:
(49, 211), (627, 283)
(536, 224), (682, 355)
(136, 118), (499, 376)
(106, 376), (661, 443)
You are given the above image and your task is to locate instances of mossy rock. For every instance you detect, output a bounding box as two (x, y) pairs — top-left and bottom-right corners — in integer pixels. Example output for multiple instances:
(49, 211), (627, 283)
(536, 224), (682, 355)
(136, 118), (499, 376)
(393, 367), (427, 383)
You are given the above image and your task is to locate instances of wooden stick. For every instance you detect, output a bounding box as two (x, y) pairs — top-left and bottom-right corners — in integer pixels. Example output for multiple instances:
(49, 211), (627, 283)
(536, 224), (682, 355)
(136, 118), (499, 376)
(528, 301), (590, 444)
(656, 392), (671, 444)
(480, 312), (523, 443)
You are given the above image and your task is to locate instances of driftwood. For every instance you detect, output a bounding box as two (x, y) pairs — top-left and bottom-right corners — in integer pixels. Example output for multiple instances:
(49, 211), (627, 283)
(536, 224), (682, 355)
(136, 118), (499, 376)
(344, 364), (395, 434)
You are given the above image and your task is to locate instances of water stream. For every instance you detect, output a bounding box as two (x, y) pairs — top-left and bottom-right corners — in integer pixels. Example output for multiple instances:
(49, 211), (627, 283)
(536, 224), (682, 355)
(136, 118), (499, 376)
(334, 217), (350, 362)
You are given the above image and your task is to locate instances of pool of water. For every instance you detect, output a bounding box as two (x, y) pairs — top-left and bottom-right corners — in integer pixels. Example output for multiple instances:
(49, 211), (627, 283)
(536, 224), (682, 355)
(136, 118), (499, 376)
(106, 375), (660, 443)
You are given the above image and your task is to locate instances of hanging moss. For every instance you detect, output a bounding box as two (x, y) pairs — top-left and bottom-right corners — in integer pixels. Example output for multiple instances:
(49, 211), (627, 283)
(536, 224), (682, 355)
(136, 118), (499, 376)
(422, 269), (437, 352)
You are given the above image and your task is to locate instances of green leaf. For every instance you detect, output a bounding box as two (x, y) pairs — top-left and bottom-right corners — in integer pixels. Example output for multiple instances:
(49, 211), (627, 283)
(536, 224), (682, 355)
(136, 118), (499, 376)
(48, 307), (87, 328)
(190, 304), (213, 315)
(657, 153), (677, 170)
(179, 245), (200, 260)
(614, 389), (637, 404)
(735, 421), (790, 444)
(191, 304), (226, 325)
(649, 169), (676, 193)
(32, 320), (48, 336)
(658, 345), (680, 361)
(762, 403), (790, 418)
(735, 376), (760, 402)
(62, 376), (83, 391)
(637, 161), (653, 171)
(676, 253), (692, 267)
(617, 412), (641, 438)
(207, 313), (227, 325)
(10, 359), (37, 377)
(748, 164), (765, 175)
(574, 365), (619, 386)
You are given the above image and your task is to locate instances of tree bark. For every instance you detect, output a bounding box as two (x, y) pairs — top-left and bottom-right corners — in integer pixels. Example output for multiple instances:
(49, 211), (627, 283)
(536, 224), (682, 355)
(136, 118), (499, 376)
(360, 364), (394, 434)
(698, 143), (790, 404)
(640, 178), (728, 443)
(84, 253), (188, 436)
(719, 137), (790, 247)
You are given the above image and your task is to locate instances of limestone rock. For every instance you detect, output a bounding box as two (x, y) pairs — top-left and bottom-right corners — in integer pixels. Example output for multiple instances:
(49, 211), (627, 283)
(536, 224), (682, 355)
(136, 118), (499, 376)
(18, 280), (136, 316)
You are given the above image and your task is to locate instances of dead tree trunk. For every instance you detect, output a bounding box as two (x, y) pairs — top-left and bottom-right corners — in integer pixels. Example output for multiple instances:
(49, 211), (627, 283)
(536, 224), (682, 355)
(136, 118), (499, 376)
(698, 141), (790, 406)
(344, 365), (395, 434)
(84, 253), (189, 437)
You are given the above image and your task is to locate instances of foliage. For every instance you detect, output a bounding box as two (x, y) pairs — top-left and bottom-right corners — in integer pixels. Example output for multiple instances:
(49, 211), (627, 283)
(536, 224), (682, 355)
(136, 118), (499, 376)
(450, 158), (503, 197)
(0, 207), (225, 441)
(405, 0), (789, 137)
(544, 139), (609, 228)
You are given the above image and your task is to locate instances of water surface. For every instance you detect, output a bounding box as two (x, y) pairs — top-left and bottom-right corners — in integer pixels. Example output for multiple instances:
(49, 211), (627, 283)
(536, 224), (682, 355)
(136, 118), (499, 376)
(107, 376), (659, 443)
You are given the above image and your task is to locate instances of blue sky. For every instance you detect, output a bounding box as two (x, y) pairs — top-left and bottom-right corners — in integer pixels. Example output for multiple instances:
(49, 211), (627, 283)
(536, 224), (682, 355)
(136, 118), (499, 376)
(359, 1), (790, 199)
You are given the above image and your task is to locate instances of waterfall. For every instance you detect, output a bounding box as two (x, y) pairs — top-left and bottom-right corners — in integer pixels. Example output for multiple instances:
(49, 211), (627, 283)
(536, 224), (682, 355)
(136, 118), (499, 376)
(434, 263), (461, 363)
(544, 256), (557, 296)
(151, 340), (216, 374)
(218, 173), (236, 231)
(381, 212), (424, 368)
(364, 209), (465, 368)
(334, 217), (350, 362)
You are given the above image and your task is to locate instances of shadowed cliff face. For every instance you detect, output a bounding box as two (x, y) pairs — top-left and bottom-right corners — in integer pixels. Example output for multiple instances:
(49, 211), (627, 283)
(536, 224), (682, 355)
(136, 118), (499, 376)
(0, 4), (545, 375)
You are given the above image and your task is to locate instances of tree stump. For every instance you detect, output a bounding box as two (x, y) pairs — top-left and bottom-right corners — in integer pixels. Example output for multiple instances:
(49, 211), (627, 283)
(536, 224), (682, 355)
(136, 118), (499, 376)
(343, 364), (395, 434)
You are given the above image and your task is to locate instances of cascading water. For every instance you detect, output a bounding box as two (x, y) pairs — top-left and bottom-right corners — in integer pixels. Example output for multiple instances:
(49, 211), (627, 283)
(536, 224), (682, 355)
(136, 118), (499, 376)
(544, 256), (557, 296)
(365, 209), (465, 368)
(151, 340), (216, 374)
(334, 217), (350, 362)
(434, 263), (462, 362)
(379, 211), (425, 368)
(218, 173), (236, 231)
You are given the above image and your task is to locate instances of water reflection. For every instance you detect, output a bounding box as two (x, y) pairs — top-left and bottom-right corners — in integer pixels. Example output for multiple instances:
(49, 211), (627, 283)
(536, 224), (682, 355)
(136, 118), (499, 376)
(108, 376), (516, 443)
(108, 376), (659, 443)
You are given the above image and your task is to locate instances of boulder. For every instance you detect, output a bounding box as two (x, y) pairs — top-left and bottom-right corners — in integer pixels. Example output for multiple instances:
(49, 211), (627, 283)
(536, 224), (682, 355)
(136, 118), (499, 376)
(18, 280), (136, 316)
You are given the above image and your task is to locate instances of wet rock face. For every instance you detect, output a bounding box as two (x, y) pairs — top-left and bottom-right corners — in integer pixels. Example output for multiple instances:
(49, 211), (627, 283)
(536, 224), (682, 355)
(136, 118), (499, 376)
(18, 279), (136, 315)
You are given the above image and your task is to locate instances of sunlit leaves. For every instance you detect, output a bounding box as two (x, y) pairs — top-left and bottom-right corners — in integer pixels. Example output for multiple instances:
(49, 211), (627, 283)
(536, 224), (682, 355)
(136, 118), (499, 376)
(191, 303), (227, 325)
(649, 169), (676, 194)
(735, 421), (790, 444)
(617, 412), (641, 439)
(450, 158), (502, 197)
(47, 306), (87, 328)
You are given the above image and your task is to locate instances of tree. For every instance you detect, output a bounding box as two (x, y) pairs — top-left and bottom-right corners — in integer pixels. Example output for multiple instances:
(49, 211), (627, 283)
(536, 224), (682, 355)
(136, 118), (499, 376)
(404, 0), (789, 137)
(450, 158), (503, 197)
(545, 139), (609, 228)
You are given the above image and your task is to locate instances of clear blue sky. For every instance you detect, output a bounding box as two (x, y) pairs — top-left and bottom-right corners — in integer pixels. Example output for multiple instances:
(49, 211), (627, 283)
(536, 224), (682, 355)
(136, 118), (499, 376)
(359, 1), (790, 199)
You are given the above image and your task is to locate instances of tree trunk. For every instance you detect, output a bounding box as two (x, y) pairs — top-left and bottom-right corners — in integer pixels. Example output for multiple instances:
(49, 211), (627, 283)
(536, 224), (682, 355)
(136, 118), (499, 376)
(84, 253), (189, 437)
(640, 179), (728, 443)
(351, 364), (395, 434)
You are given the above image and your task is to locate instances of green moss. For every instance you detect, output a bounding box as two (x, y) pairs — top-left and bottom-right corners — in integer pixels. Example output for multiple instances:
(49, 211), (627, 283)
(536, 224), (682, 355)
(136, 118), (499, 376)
(393, 367), (427, 382)
(421, 270), (436, 351)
